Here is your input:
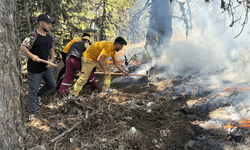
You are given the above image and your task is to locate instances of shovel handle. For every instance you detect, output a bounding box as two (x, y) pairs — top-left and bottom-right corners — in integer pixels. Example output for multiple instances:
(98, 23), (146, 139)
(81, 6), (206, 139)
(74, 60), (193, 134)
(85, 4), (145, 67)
(38, 58), (57, 67)
(94, 72), (148, 76)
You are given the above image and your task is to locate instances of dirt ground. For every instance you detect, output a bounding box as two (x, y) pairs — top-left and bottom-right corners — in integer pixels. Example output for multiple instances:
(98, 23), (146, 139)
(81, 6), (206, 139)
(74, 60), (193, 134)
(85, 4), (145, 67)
(21, 67), (236, 150)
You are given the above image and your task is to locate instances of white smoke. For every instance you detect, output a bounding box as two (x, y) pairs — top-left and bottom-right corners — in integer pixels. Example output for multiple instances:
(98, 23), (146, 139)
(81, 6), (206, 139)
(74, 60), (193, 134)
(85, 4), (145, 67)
(150, 0), (250, 83)
(127, 0), (250, 125)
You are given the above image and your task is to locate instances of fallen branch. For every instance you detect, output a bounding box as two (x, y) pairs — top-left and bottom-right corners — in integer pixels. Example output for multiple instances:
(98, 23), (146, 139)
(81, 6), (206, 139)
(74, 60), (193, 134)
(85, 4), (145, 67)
(50, 121), (82, 143)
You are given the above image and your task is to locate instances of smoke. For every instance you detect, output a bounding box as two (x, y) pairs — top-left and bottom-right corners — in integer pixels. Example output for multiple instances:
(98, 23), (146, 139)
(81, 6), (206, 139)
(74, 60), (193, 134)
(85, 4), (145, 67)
(144, 0), (250, 83)
(126, 0), (250, 124)
(127, 0), (250, 85)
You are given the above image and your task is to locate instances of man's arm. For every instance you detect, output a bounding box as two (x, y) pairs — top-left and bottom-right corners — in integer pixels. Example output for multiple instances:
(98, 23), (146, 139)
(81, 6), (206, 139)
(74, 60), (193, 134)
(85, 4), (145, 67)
(20, 46), (40, 62)
(112, 57), (128, 75)
(97, 53), (110, 75)
(46, 48), (55, 68)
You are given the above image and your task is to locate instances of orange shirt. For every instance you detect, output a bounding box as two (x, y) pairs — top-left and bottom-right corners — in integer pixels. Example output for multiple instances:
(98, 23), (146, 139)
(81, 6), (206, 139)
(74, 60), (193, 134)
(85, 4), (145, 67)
(62, 38), (81, 53)
(83, 41), (117, 62)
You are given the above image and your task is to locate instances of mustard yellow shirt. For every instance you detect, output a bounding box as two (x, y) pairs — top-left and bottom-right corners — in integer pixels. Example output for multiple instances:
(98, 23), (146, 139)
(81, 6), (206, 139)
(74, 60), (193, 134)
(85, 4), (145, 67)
(62, 38), (81, 53)
(83, 41), (117, 62)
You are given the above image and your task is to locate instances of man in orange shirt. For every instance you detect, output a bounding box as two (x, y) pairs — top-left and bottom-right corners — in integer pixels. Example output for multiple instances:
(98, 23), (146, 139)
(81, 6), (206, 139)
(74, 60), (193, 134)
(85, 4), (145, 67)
(71, 37), (128, 98)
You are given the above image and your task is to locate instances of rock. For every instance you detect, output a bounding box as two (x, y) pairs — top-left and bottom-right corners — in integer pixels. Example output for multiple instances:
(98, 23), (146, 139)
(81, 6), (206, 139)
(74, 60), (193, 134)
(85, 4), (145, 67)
(127, 100), (140, 109)
(118, 145), (124, 150)
(146, 102), (154, 107)
(160, 130), (167, 136)
(129, 127), (137, 134)
(125, 116), (132, 120)
(152, 139), (158, 144)
(80, 142), (88, 148)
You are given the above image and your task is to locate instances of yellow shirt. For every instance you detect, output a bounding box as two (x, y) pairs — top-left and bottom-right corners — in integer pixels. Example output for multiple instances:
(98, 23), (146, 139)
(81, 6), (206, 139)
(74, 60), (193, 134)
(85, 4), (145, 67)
(62, 38), (81, 53)
(83, 41), (117, 62)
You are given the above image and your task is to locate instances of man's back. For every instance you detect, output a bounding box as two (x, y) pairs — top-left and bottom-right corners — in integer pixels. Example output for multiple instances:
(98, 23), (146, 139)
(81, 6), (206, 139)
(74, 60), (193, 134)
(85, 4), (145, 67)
(83, 41), (116, 62)
(66, 41), (86, 61)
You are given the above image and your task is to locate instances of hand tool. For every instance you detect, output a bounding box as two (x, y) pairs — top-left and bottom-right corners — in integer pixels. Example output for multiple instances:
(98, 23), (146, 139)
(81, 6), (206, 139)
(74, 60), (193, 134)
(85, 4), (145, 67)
(38, 58), (57, 66)
(94, 71), (149, 77)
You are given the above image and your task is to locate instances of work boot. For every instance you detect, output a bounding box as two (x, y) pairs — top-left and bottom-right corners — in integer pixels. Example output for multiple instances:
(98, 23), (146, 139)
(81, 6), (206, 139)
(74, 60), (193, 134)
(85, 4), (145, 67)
(37, 97), (42, 106)
(91, 84), (98, 91)
(55, 75), (64, 90)
(29, 114), (35, 120)
(67, 95), (77, 101)
(100, 88), (116, 96)
(56, 93), (63, 98)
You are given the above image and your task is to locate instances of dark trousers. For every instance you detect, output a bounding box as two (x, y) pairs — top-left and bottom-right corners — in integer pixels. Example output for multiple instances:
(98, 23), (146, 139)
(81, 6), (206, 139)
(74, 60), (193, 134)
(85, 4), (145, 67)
(27, 69), (56, 115)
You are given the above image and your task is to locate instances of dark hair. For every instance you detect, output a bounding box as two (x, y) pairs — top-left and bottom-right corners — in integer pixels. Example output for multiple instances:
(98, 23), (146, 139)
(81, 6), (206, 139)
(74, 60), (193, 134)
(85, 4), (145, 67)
(114, 37), (127, 46)
(82, 33), (90, 38)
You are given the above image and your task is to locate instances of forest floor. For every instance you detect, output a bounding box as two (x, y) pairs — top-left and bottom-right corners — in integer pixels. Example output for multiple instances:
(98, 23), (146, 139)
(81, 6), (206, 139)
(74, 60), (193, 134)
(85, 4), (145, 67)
(22, 71), (196, 150)
(21, 68), (250, 150)
(20, 45), (250, 150)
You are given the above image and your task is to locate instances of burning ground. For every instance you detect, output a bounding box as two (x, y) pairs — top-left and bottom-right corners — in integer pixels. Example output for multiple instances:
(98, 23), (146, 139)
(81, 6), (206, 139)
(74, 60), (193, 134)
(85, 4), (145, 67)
(20, 62), (250, 150)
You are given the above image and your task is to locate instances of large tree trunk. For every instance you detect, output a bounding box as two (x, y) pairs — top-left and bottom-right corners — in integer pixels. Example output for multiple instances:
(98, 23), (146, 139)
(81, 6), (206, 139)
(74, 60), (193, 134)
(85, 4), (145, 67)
(0, 0), (26, 149)
(145, 0), (173, 57)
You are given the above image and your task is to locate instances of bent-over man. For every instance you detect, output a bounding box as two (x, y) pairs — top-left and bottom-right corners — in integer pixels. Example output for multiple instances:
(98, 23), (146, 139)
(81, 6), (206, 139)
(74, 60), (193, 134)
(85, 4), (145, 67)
(71, 37), (128, 98)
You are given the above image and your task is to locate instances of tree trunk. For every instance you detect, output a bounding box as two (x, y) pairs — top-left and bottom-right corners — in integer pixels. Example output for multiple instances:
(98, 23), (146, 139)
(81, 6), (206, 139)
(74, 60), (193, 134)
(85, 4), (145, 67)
(145, 0), (173, 57)
(99, 0), (107, 41)
(0, 0), (26, 149)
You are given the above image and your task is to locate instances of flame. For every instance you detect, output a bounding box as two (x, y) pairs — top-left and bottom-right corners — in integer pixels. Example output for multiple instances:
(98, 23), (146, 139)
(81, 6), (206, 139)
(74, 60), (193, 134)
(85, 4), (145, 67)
(223, 86), (250, 92)
(225, 124), (232, 129)
(239, 118), (250, 128)
(225, 117), (250, 129)
(106, 58), (122, 66)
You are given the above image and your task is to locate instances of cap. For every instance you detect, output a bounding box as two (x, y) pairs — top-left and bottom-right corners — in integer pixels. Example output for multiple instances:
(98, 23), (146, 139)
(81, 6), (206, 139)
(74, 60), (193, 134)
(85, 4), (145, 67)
(82, 36), (91, 41)
(37, 14), (55, 24)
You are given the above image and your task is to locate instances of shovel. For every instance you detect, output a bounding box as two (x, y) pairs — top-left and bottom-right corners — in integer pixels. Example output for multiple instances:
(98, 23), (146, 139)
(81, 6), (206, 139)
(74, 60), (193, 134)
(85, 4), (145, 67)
(94, 71), (149, 77)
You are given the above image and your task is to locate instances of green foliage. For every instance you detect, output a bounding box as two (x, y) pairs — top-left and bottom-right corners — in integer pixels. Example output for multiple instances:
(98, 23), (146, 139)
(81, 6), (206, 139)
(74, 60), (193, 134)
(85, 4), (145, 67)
(17, 0), (134, 70)
(17, 0), (134, 46)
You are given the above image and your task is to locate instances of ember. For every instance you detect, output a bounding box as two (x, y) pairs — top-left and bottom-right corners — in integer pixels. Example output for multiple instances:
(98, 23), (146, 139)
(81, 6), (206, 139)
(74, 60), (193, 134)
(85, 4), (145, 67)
(223, 86), (250, 92)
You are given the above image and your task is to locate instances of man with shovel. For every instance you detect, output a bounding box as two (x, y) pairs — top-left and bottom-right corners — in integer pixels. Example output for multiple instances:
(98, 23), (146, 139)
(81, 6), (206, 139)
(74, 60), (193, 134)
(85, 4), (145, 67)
(20, 14), (56, 120)
(70, 37), (128, 98)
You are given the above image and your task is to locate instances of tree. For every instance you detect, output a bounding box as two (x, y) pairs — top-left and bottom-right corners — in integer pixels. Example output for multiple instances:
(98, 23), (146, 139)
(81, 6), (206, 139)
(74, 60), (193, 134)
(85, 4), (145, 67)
(131, 0), (192, 58)
(145, 0), (174, 58)
(0, 0), (26, 149)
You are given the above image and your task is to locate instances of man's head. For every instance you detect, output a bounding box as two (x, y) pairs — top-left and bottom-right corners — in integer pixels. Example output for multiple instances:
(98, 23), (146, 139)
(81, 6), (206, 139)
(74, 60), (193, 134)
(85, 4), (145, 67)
(82, 33), (90, 38)
(37, 14), (55, 32)
(82, 33), (91, 45)
(114, 37), (127, 52)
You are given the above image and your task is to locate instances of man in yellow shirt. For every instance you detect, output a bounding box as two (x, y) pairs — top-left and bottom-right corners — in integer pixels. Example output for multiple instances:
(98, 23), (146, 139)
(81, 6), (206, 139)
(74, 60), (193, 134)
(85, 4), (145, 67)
(71, 37), (128, 97)
(56, 33), (91, 89)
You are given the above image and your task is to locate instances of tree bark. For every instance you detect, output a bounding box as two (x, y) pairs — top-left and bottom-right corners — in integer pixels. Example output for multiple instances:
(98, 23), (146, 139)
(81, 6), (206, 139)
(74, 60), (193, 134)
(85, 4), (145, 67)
(0, 0), (26, 149)
(145, 0), (173, 57)
(99, 0), (107, 41)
